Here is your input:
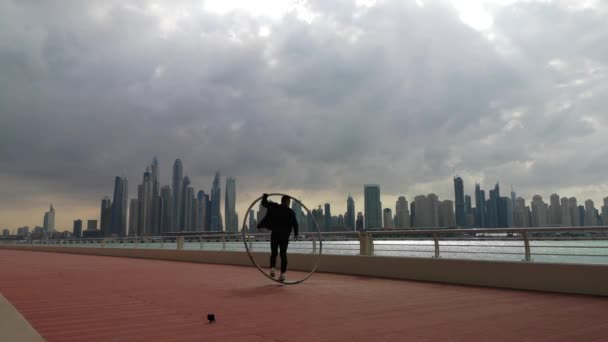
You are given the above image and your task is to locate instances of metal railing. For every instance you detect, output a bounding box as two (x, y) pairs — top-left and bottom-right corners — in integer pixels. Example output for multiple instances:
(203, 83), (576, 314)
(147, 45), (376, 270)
(2, 226), (608, 265)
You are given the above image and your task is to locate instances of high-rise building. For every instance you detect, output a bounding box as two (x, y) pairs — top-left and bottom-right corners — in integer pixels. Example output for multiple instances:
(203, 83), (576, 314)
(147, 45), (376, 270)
(128, 199), (138, 236)
(549, 194), (561, 226)
(414, 194), (439, 227)
(87, 220), (98, 230)
(110, 176), (129, 236)
(100, 197), (112, 237)
(364, 185), (382, 229)
(43, 204), (55, 234)
(346, 194), (355, 230)
(183, 185), (194, 231)
(196, 191), (208, 231)
(569, 198), (579, 226)
(172, 159), (184, 232)
(561, 197), (572, 227)
(224, 177), (237, 232)
(151, 156), (159, 197)
(383, 208), (394, 228)
(151, 195), (163, 236)
(160, 186), (172, 233)
(324, 203), (332, 229)
(514, 198), (529, 227)
(210, 171), (223, 232)
(486, 183), (500, 228)
(292, 200), (305, 232)
(454, 176), (465, 227)
(497, 197), (513, 228)
(439, 200), (455, 227)
(73, 220), (83, 238)
(531, 195), (548, 227)
(395, 196), (410, 229)
(601, 198), (608, 227)
(464, 195), (474, 227)
(181, 176), (191, 231)
(355, 212), (364, 230)
(138, 168), (154, 235)
(585, 200), (598, 226)
(474, 184), (486, 228)
(578, 205), (585, 226)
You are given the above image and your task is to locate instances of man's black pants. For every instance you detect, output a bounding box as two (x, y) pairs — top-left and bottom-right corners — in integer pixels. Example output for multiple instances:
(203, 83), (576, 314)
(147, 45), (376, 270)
(270, 234), (289, 273)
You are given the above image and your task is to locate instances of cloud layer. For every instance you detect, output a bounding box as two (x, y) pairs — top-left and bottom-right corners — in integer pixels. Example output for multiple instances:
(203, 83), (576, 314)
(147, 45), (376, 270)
(1, 0), (608, 230)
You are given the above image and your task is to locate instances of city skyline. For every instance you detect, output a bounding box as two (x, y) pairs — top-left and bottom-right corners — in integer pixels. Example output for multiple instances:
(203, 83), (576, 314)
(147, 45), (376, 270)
(3, 1), (608, 232)
(7, 156), (608, 234)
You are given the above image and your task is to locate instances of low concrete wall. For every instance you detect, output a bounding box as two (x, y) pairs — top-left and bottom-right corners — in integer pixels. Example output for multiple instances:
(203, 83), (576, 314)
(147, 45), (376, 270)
(2, 245), (607, 296)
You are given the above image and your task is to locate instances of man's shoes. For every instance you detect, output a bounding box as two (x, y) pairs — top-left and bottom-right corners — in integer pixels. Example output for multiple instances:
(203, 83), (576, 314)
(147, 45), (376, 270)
(270, 268), (276, 278)
(278, 273), (286, 282)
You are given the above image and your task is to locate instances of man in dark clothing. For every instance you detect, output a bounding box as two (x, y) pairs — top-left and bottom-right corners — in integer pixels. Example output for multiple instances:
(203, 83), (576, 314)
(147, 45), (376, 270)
(258, 193), (299, 282)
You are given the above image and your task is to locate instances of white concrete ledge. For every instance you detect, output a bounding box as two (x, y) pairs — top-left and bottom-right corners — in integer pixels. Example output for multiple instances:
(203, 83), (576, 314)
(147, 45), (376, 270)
(2, 245), (607, 297)
(0, 293), (45, 342)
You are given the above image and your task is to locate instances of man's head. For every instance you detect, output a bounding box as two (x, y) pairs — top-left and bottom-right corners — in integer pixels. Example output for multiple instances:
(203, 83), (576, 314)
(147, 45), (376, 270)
(281, 195), (291, 207)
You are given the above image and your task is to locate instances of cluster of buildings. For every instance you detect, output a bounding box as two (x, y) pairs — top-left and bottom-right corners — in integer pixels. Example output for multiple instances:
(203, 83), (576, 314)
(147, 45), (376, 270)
(84, 157), (238, 237)
(7, 174), (608, 239)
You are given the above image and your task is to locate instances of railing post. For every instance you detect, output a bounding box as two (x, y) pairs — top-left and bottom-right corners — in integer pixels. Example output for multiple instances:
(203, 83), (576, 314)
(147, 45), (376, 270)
(177, 236), (184, 250)
(160, 237), (164, 249)
(199, 237), (203, 250)
(433, 233), (440, 258)
(101, 239), (106, 248)
(522, 231), (532, 262)
(312, 238), (317, 254)
(359, 232), (374, 256)
(222, 235), (226, 251)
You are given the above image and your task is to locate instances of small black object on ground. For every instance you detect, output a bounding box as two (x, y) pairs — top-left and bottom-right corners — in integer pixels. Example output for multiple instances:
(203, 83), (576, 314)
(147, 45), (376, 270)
(207, 313), (216, 323)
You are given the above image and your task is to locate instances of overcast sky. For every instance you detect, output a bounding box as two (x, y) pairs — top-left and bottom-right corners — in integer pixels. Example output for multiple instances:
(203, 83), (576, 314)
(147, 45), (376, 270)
(1, 0), (608, 231)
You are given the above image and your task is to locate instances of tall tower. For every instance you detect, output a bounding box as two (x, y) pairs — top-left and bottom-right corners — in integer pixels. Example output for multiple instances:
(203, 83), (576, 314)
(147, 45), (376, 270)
(324, 203), (332, 229)
(111, 176), (128, 236)
(364, 185), (382, 229)
(474, 183), (486, 228)
(395, 196), (410, 229)
(210, 171), (223, 232)
(151, 156), (159, 197)
(346, 194), (355, 230)
(43, 204), (55, 234)
(172, 159), (184, 232)
(549, 194), (561, 225)
(160, 186), (172, 233)
(183, 185), (194, 231)
(454, 176), (465, 227)
(224, 177), (237, 232)
(100, 196), (112, 237)
(138, 168), (153, 235)
(197, 191), (209, 231)
(181, 176), (191, 230)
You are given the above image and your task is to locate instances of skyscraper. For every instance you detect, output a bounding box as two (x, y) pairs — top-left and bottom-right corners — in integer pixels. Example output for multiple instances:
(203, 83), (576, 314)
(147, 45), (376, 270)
(439, 200), (455, 227)
(248, 209), (256, 232)
(324, 203), (332, 229)
(561, 197), (572, 227)
(474, 184), (486, 228)
(172, 159), (184, 232)
(549, 194), (561, 226)
(601, 198), (608, 227)
(160, 186), (172, 233)
(151, 156), (159, 197)
(364, 185), (382, 229)
(110, 176), (129, 236)
(454, 176), (465, 227)
(395, 196), (410, 229)
(137, 168), (153, 235)
(181, 176), (191, 231)
(151, 195), (163, 236)
(355, 212), (364, 230)
(383, 208), (394, 228)
(73, 219), (83, 238)
(224, 177), (237, 232)
(585, 200), (597, 226)
(43, 204), (55, 234)
(100, 197), (112, 237)
(346, 194), (355, 230)
(531, 195), (548, 227)
(569, 197), (579, 226)
(210, 171), (223, 232)
(128, 198), (138, 236)
(183, 185), (194, 231)
(196, 191), (208, 231)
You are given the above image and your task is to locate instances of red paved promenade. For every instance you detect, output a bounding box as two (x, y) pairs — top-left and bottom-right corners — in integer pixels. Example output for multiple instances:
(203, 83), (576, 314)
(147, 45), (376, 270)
(1, 249), (608, 341)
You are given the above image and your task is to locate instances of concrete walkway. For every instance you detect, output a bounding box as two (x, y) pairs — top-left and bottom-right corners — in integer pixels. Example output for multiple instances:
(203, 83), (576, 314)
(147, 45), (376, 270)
(0, 293), (44, 341)
(1, 249), (608, 341)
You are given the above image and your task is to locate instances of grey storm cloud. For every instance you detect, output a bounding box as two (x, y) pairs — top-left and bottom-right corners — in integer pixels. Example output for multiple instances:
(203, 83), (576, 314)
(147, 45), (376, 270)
(1, 0), (608, 228)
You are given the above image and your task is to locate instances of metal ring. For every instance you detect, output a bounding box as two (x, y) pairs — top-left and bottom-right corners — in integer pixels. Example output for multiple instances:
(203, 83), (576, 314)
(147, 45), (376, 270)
(241, 193), (322, 285)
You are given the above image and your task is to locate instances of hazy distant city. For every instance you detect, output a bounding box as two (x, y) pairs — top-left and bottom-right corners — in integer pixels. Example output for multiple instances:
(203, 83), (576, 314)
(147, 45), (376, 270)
(4, 157), (608, 240)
